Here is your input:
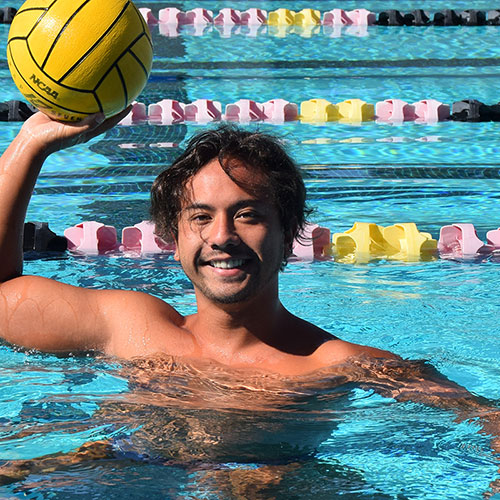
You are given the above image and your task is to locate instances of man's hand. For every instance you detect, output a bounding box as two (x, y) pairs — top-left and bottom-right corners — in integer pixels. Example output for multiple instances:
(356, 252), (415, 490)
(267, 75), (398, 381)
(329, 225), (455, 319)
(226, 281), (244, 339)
(18, 106), (132, 156)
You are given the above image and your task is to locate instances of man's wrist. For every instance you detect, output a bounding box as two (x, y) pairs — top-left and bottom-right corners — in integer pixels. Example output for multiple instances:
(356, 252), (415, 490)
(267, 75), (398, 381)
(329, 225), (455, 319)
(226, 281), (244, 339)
(15, 126), (55, 160)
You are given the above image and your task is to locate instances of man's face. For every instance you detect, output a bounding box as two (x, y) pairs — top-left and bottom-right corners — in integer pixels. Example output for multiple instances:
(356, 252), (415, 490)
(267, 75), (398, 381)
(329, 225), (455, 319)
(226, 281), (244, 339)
(174, 157), (286, 305)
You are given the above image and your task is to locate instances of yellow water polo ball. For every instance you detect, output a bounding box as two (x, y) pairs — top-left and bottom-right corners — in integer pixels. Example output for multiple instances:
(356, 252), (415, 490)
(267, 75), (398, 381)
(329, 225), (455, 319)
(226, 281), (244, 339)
(7, 0), (153, 122)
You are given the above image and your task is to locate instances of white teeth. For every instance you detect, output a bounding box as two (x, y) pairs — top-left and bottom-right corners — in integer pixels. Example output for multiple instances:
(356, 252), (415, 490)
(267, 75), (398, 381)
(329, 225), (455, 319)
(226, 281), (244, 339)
(210, 259), (244, 269)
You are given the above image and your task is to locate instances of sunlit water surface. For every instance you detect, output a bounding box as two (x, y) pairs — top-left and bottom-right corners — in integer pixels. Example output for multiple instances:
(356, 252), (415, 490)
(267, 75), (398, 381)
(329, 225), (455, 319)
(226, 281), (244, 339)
(1, 1), (500, 498)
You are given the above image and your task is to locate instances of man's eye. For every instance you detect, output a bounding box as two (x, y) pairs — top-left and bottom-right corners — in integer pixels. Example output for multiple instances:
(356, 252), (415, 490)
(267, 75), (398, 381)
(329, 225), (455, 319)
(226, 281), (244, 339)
(237, 211), (260, 221)
(191, 214), (211, 223)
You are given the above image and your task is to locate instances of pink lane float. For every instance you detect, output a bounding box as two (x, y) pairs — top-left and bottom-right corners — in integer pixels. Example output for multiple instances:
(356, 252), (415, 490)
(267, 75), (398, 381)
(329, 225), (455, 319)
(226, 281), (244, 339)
(148, 99), (185, 125)
(118, 102), (147, 126)
(225, 99), (298, 123)
(438, 223), (489, 257)
(292, 223), (331, 261)
(323, 8), (376, 25)
(214, 8), (242, 25)
(157, 7), (268, 26)
(413, 99), (450, 122)
(121, 221), (175, 253)
(262, 99), (298, 122)
(138, 7), (158, 25)
(375, 99), (417, 122)
(240, 8), (268, 25)
(486, 227), (500, 248)
(158, 7), (184, 25)
(184, 8), (214, 25)
(64, 221), (173, 255)
(225, 99), (266, 122)
(155, 7), (215, 26)
(184, 99), (222, 122)
(346, 9), (376, 25)
(322, 9), (351, 25)
(143, 99), (223, 124)
(64, 222), (120, 254)
(375, 99), (450, 123)
(128, 99), (298, 125)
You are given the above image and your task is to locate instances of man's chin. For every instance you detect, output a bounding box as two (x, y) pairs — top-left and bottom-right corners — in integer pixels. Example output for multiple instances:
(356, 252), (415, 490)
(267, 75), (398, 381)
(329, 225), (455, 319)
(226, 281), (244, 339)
(205, 290), (253, 305)
(197, 284), (256, 305)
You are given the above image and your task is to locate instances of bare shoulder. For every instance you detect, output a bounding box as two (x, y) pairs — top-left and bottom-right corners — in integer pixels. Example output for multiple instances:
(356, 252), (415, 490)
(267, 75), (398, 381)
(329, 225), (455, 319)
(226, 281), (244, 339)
(92, 287), (192, 358)
(314, 337), (400, 366)
(284, 314), (399, 370)
(95, 286), (183, 323)
(0, 275), (189, 358)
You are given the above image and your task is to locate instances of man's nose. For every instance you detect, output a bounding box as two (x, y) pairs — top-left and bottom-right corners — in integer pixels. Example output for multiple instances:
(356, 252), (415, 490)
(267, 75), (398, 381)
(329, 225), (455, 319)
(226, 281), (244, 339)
(208, 214), (240, 249)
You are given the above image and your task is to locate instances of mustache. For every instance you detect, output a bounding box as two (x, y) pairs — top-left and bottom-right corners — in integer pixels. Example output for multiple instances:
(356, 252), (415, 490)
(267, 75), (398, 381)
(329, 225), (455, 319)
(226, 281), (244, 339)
(199, 245), (258, 263)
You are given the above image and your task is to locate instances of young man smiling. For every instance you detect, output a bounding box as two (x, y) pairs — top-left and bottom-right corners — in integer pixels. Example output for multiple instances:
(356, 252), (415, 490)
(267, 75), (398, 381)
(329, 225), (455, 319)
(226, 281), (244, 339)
(0, 110), (394, 374)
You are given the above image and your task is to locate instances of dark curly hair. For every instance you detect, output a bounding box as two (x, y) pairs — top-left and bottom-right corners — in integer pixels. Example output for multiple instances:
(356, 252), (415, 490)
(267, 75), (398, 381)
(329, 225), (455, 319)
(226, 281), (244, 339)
(150, 125), (312, 267)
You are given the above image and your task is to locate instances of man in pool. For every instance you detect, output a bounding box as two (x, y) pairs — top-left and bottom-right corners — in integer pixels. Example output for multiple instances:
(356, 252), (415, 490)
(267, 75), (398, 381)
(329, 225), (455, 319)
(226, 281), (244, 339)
(2, 111), (500, 496)
(0, 109), (398, 374)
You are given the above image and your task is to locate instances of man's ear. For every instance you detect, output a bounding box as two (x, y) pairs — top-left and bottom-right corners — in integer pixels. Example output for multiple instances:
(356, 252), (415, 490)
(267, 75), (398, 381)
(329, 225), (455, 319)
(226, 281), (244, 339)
(171, 231), (180, 261)
(284, 218), (298, 258)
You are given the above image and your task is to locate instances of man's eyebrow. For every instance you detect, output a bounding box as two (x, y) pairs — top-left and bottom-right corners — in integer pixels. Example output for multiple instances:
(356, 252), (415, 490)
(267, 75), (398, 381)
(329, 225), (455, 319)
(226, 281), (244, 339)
(182, 200), (267, 212)
(183, 203), (213, 211)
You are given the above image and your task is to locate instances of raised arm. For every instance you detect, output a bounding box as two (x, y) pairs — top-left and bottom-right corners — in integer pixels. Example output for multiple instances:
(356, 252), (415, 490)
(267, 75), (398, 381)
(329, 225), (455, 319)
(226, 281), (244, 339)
(0, 110), (128, 281)
(0, 109), (148, 353)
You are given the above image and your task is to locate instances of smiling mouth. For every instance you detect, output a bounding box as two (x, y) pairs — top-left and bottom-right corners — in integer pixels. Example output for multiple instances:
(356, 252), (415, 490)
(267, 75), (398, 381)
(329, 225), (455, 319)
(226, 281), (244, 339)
(209, 259), (246, 269)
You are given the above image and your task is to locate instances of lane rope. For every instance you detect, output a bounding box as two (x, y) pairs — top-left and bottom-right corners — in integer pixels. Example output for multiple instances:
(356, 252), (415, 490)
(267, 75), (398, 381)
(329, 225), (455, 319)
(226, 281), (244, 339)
(119, 98), (500, 125)
(2, 98), (497, 124)
(2, 7), (498, 26)
(138, 7), (500, 27)
(23, 220), (500, 262)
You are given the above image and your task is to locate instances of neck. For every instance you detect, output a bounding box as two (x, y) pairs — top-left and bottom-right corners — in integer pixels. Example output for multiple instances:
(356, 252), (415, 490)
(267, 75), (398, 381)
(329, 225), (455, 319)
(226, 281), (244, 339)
(189, 286), (288, 359)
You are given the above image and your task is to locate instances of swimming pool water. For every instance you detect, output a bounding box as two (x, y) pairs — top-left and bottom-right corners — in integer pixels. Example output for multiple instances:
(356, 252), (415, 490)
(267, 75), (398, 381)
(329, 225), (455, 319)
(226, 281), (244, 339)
(1, 1), (500, 498)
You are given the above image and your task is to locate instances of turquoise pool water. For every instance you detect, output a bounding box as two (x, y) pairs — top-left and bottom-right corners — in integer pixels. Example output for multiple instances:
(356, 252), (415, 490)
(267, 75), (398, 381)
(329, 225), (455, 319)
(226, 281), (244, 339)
(1, 1), (500, 498)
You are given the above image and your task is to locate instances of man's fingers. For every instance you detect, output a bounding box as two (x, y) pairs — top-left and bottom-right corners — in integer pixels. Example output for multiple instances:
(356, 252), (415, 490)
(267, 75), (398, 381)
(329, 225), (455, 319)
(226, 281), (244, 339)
(20, 105), (133, 152)
(87, 105), (132, 140)
(78, 112), (106, 129)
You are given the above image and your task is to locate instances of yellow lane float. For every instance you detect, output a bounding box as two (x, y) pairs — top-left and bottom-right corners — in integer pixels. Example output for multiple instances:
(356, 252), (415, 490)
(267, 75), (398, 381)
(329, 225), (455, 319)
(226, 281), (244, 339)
(294, 9), (321, 25)
(326, 222), (437, 262)
(268, 8), (296, 25)
(300, 99), (340, 122)
(337, 99), (375, 122)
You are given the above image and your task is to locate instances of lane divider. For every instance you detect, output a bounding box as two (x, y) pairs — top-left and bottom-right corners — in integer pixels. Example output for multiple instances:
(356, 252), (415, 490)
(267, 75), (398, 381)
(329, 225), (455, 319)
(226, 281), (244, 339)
(23, 221), (500, 262)
(138, 7), (500, 27)
(2, 98), (497, 124)
(1, 97), (497, 124)
(2, 7), (498, 27)
(119, 98), (500, 125)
